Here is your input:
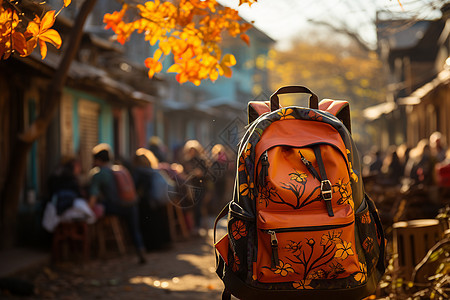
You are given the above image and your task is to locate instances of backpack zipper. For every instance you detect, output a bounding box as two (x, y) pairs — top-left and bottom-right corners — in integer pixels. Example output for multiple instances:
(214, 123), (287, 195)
(298, 150), (320, 180)
(263, 221), (354, 267)
(258, 150), (269, 187)
(267, 230), (279, 268)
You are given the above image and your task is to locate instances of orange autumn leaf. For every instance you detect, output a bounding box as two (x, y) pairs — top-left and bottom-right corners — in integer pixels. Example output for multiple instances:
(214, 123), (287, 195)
(144, 57), (163, 78)
(209, 68), (219, 82)
(12, 31), (27, 56)
(221, 54), (236, 67)
(103, 5), (127, 32)
(240, 33), (250, 46)
(0, 7), (21, 58)
(239, 0), (257, 6)
(0, 7), (19, 30)
(103, 0), (253, 84)
(1, 0), (253, 83)
(218, 54), (236, 78)
(218, 64), (232, 78)
(167, 64), (183, 74)
(26, 10), (62, 59)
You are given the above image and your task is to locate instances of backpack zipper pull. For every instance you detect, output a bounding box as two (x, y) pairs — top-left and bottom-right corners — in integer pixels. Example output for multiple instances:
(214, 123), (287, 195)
(298, 151), (320, 180)
(268, 230), (279, 268)
(321, 179), (334, 217)
(259, 151), (269, 187)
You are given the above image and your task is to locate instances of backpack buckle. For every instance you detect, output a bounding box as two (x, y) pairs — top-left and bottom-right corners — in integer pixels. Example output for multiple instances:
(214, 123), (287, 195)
(320, 180), (332, 200)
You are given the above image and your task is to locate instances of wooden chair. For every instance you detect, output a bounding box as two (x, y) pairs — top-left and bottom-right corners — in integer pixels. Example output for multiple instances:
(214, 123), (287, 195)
(393, 219), (442, 281)
(52, 221), (90, 263)
(92, 215), (127, 258)
(167, 203), (190, 241)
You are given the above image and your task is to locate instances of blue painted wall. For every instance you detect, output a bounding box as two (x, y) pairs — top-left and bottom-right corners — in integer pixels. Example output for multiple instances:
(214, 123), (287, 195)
(65, 88), (114, 150)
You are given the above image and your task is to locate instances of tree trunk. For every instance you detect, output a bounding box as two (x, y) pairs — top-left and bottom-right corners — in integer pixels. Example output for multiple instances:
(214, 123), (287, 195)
(0, 0), (98, 249)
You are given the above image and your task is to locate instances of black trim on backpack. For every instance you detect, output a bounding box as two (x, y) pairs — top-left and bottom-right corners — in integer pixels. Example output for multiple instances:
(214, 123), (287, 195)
(312, 145), (334, 217)
(221, 266), (381, 300)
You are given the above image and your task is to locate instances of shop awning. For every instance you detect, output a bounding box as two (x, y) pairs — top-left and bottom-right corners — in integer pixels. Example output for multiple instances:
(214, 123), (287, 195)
(363, 101), (397, 121)
(398, 68), (450, 105)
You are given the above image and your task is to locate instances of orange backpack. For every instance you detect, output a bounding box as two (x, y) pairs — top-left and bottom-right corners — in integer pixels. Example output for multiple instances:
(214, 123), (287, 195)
(214, 86), (385, 300)
(111, 164), (137, 205)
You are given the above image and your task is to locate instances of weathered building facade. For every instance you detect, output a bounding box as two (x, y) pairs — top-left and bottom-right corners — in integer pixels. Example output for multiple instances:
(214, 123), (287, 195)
(366, 5), (450, 150)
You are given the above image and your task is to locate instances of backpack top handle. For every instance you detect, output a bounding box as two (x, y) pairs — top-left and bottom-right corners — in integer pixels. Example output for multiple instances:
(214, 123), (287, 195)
(270, 85), (319, 111)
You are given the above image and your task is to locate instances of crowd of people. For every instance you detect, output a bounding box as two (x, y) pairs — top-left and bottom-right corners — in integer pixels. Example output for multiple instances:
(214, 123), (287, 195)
(362, 131), (450, 224)
(44, 131), (450, 261)
(43, 138), (236, 264)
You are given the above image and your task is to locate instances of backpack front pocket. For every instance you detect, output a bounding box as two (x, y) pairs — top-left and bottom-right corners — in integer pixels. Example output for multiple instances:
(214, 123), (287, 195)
(255, 207), (361, 285)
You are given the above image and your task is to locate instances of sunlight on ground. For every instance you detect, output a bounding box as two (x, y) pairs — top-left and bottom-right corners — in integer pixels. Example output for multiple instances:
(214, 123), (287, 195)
(128, 251), (222, 293)
(128, 273), (220, 292)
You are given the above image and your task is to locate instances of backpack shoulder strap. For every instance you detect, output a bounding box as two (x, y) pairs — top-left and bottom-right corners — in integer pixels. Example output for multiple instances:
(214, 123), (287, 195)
(248, 101), (270, 124)
(319, 99), (352, 133)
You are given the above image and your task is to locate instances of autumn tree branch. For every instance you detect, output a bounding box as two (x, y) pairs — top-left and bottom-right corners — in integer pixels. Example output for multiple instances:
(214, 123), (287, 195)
(19, 0), (98, 143)
(308, 19), (373, 52)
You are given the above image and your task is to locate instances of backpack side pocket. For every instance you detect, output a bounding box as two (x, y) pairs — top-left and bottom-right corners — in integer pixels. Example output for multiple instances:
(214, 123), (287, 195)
(228, 210), (255, 281)
(355, 195), (386, 276)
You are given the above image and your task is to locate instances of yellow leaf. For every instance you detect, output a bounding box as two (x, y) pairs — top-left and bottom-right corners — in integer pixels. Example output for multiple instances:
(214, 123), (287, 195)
(149, 33), (159, 46)
(221, 54), (236, 66)
(41, 11), (56, 31)
(39, 29), (62, 49)
(64, 0), (72, 7)
(26, 20), (40, 36)
(219, 63), (232, 77)
(153, 48), (163, 61)
(176, 72), (188, 84)
(239, 0), (257, 6)
(209, 68), (219, 82)
(39, 40), (48, 59)
(167, 64), (183, 73)
(159, 41), (171, 55)
(144, 57), (163, 78)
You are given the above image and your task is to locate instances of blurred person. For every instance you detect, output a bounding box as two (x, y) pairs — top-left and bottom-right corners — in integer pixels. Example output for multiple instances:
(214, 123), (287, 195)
(209, 144), (234, 215)
(88, 143), (146, 264)
(43, 156), (95, 232)
(396, 144), (411, 179)
(368, 148), (383, 176)
(435, 149), (450, 188)
(133, 148), (172, 251)
(430, 131), (447, 162)
(181, 140), (210, 231)
(48, 156), (83, 209)
(148, 136), (168, 163)
(380, 145), (403, 186)
(404, 139), (436, 185)
(402, 140), (441, 219)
